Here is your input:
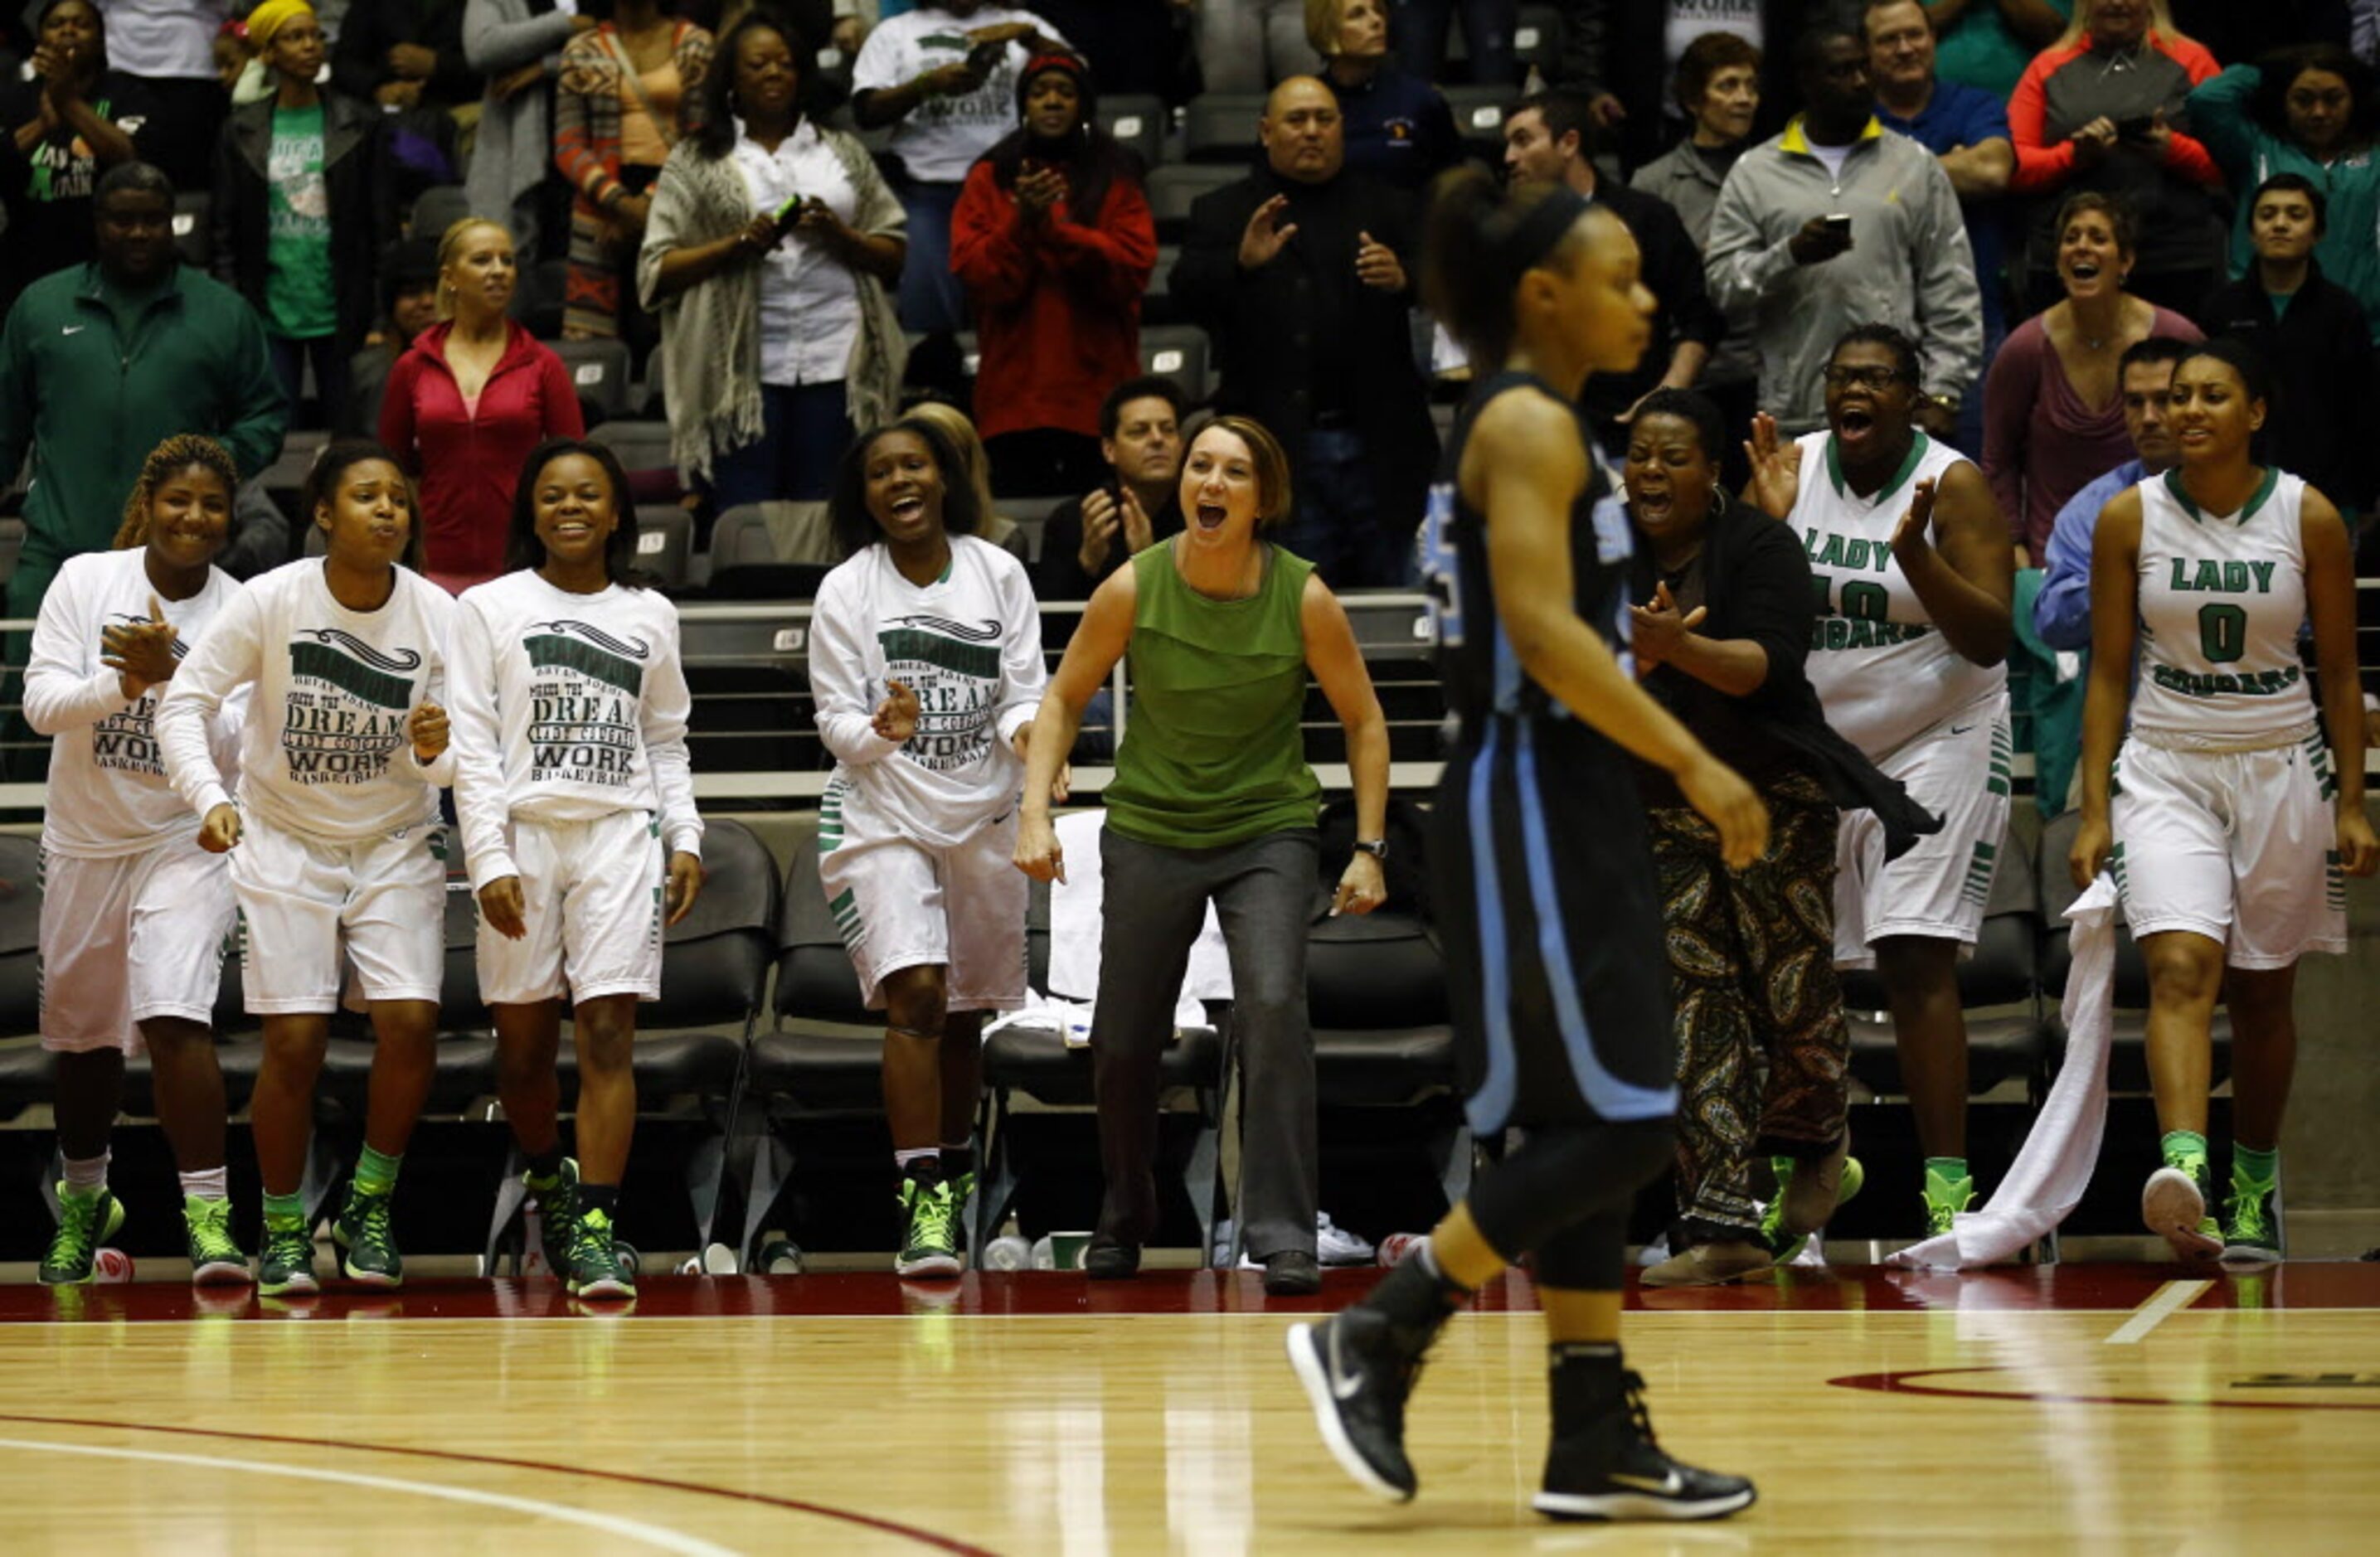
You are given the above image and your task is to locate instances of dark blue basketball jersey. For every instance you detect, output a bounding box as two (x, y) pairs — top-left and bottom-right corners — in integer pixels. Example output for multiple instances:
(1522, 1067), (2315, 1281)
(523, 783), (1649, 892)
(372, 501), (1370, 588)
(1418, 370), (1637, 735)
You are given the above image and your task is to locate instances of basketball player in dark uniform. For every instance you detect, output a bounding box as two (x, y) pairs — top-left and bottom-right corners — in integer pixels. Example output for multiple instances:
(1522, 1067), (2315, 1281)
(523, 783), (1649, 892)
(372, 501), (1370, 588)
(1285, 172), (1766, 1522)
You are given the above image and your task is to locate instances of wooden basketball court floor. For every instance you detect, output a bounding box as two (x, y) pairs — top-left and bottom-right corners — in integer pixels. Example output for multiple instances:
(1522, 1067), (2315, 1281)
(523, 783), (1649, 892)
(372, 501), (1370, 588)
(2, 1261), (2376, 1553)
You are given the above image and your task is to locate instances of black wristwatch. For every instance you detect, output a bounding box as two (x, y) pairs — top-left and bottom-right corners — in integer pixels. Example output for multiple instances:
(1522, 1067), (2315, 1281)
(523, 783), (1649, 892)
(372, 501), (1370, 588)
(1353, 838), (1388, 861)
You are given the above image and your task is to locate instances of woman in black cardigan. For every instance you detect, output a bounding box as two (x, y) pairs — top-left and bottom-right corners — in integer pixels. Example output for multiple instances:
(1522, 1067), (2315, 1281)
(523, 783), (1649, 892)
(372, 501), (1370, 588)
(1623, 388), (1933, 1288)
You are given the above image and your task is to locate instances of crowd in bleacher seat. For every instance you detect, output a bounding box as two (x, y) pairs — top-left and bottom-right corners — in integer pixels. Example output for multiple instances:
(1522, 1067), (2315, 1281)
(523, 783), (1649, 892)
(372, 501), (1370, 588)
(13, 0), (2380, 1281)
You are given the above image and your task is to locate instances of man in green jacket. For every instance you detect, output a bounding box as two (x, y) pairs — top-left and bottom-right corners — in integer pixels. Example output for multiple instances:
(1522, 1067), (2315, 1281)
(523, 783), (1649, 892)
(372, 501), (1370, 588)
(0, 162), (287, 775)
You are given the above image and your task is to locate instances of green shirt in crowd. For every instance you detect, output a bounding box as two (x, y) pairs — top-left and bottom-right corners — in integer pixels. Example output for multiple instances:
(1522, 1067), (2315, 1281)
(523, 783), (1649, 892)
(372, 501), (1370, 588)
(265, 101), (338, 341)
(1935, 0), (2073, 103)
(1103, 538), (1324, 851)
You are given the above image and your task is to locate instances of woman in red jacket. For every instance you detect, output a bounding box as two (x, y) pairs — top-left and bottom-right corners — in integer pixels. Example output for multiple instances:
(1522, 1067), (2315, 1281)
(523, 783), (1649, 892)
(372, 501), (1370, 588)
(950, 51), (1156, 499)
(380, 217), (586, 594)
(2006, 1), (2225, 318)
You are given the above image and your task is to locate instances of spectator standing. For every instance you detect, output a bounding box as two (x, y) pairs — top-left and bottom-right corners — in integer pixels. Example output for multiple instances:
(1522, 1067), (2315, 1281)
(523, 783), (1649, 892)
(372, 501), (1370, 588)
(851, 1), (1066, 337)
(1982, 192), (2199, 565)
(2188, 45), (2380, 342)
(1704, 15), (1981, 437)
(1390, 0), (1518, 87)
(638, 8), (906, 507)
(211, 0), (391, 436)
(1037, 375), (1188, 612)
(462, 0), (599, 267)
(951, 51), (1155, 499)
(1631, 30), (1765, 473)
(2033, 332), (2188, 652)
(1170, 76), (1438, 587)
(0, 162), (284, 707)
(2005, 0), (2223, 317)
(347, 236), (443, 437)
(1552, 0), (1810, 176)
(1013, 415), (1392, 1296)
(1503, 90), (1720, 452)
(1309, 0), (1459, 195)
(90, 0), (226, 187)
(331, 0), (486, 120)
(2198, 175), (2374, 519)
(379, 216), (585, 592)
(1194, 0), (1310, 95)
(0, 0), (153, 315)
(1868, 0), (2014, 456)
(553, 0), (712, 349)
(1923, 0), (2071, 101)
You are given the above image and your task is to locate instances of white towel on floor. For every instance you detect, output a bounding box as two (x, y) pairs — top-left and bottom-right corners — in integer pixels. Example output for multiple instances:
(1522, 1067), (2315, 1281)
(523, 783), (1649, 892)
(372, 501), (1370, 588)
(1044, 810), (1235, 1002)
(1891, 874), (2120, 1270)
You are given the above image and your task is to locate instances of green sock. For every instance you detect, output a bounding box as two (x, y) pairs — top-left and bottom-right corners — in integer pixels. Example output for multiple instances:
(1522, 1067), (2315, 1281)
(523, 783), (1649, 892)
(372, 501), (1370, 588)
(1924, 1157), (1970, 1191)
(2233, 1143), (2279, 1189)
(262, 1191), (306, 1234)
(2161, 1130), (2210, 1176)
(355, 1147), (402, 1198)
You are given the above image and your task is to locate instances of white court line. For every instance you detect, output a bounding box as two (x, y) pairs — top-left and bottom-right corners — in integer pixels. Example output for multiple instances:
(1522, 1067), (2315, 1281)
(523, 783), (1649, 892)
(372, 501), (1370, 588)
(2104, 1279), (2212, 1345)
(0, 1436), (737, 1555)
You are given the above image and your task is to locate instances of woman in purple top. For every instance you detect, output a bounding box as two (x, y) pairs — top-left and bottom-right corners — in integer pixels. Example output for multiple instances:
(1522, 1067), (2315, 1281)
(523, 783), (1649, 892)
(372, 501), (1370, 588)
(1981, 192), (2200, 566)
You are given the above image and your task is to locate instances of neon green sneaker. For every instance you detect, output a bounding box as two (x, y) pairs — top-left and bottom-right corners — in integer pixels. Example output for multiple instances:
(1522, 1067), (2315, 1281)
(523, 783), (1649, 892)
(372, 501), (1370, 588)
(895, 1177), (962, 1278)
(333, 1186), (404, 1288)
(525, 1156), (580, 1232)
(2220, 1171), (2284, 1267)
(565, 1208), (635, 1301)
(184, 1196), (252, 1287)
(1763, 1154), (1864, 1263)
(257, 1225), (319, 1296)
(946, 1168), (977, 1256)
(1922, 1165), (1975, 1239)
(39, 1185), (125, 1285)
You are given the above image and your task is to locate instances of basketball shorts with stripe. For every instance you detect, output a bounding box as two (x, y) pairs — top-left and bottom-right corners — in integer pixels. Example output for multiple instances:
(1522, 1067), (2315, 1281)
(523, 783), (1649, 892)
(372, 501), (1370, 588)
(2110, 731), (2346, 969)
(1430, 715), (1677, 1137)
(478, 809), (666, 1006)
(1834, 691), (2012, 968)
(231, 812), (448, 1012)
(39, 839), (235, 1054)
(815, 815), (1027, 1014)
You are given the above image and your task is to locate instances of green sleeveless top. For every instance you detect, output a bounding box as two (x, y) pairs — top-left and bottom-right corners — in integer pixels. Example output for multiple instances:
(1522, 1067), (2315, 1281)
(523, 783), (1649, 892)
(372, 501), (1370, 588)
(1103, 538), (1323, 850)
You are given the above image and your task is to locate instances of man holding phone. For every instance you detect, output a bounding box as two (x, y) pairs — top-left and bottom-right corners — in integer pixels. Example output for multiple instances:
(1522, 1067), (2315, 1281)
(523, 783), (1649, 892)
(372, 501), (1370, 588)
(1706, 14), (1980, 436)
(852, 1), (1069, 337)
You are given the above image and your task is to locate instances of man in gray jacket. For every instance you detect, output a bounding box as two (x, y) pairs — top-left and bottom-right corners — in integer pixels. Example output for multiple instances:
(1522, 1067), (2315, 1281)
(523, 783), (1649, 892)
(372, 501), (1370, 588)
(1704, 10), (1980, 438)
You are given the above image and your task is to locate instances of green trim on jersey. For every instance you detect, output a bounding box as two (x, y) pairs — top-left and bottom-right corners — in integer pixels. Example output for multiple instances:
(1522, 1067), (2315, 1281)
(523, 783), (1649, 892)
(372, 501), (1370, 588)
(2163, 466), (2281, 526)
(1826, 429), (1931, 506)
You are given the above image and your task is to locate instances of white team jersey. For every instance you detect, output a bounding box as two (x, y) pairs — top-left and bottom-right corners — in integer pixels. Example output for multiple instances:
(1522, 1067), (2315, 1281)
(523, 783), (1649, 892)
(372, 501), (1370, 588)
(1790, 429), (2007, 757)
(809, 536), (1048, 851)
(448, 570), (704, 892)
(2130, 468), (2317, 745)
(157, 559), (457, 842)
(26, 548), (243, 859)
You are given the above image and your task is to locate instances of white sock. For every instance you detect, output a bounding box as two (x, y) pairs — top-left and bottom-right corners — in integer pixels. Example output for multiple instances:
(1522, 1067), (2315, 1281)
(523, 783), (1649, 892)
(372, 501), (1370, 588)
(61, 1152), (109, 1196)
(180, 1167), (229, 1201)
(894, 1147), (939, 1176)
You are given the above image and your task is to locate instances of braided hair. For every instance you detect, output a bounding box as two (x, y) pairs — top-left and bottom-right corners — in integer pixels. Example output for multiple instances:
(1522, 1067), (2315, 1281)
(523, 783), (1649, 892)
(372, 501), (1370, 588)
(113, 434), (238, 551)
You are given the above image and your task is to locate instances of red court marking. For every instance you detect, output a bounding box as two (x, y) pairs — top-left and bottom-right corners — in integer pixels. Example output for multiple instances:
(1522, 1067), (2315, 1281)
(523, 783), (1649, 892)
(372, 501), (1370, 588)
(0, 1412), (999, 1555)
(1829, 1367), (2380, 1413)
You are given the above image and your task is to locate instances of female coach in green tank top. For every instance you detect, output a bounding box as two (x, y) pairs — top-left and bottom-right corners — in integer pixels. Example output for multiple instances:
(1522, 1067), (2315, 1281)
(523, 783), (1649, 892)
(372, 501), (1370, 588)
(1013, 414), (1392, 1295)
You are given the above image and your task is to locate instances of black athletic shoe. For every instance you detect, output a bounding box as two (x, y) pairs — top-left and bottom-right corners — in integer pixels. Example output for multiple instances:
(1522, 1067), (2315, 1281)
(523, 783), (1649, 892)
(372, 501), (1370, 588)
(1285, 1307), (1426, 1501)
(1533, 1370), (1756, 1522)
(1264, 1250), (1322, 1297)
(1084, 1238), (1140, 1280)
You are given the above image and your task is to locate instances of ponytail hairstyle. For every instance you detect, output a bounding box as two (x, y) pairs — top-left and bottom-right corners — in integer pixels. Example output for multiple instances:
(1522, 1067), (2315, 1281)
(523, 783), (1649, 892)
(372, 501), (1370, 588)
(433, 216), (512, 322)
(308, 439), (427, 572)
(506, 436), (646, 587)
(1422, 166), (1592, 371)
(113, 433), (238, 550)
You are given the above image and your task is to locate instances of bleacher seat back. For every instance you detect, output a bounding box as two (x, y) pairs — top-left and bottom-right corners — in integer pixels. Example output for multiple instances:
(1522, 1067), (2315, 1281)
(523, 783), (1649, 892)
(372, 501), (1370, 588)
(1440, 86), (1512, 158)
(1306, 907), (1447, 1030)
(410, 185), (474, 240)
(1139, 325), (1212, 405)
(590, 419), (676, 474)
(1183, 94), (1265, 162)
(172, 192), (211, 269)
(704, 506), (836, 599)
(775, 840), (873, 1026)
(649, 818), (780, 1029)
(551, 338), (633, 423)
(0, 835), (43, 1036)
(632, 504), (693, 588)
(1100, 95), (1166, 167)
(1146, 164), (1242, 237)
(1514, 5), (1563, 74)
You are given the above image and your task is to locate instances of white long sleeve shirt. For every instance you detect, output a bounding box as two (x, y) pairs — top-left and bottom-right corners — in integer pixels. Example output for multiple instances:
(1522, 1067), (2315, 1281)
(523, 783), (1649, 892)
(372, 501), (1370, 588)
(26, 547), (244, 859)
(447, 570), (702, 892)
(157, 559), (457, 842)
(809, 536), (1047, 850)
